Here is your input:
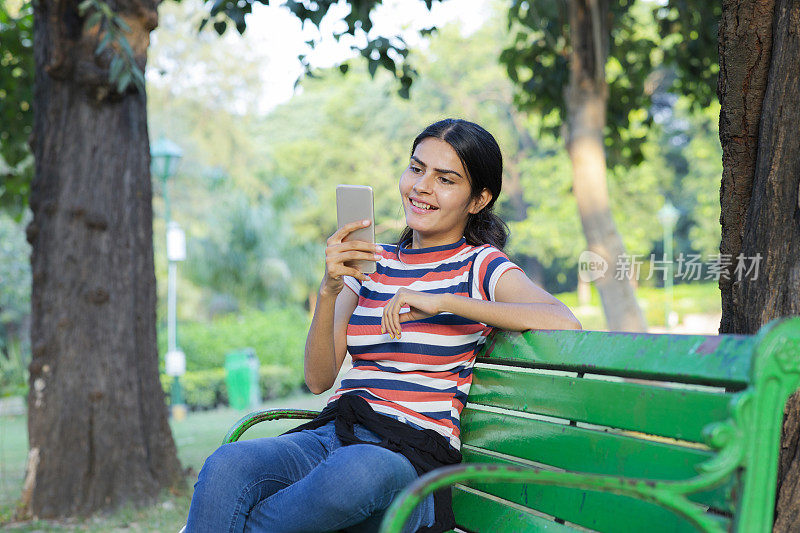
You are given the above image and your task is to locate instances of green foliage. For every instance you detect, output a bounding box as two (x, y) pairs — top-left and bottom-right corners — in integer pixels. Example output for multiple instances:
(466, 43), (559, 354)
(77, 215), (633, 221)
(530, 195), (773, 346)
(160, 306), (310, 373)
(0, 338), (28, 397)
(199, 0), (442, 99)
(501, 0), (661, 169)
(505, 136), (585, 265)
(182, 189), (319, 308)
(77, 0), (145, 94)
(655, 0), (720, 110)
(0, 1), (34, 220)
(657, 98), (723, 258)
(160, 364), (304, 410)
(0, 211), (31, 396)
(0, 211), (30, 329)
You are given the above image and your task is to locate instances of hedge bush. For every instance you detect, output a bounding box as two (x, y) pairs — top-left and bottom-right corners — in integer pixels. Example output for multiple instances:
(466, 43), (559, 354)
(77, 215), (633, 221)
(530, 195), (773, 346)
(158, 306), (310, 373)
(161, 364), (306, 411)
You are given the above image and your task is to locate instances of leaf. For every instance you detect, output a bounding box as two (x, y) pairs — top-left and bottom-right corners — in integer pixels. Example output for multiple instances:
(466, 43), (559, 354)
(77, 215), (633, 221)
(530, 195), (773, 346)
(379, 53), (396, 74)
(84, 11), (102, 31)
(115, 17), (131, 33)
(109, 56), (123, 80)
(95, 32), (112, 55)
(419, 26), (438, 37)
(77, 0), (94, 15)
(118, 35), (134, 57)
(116, 69), (131, 93)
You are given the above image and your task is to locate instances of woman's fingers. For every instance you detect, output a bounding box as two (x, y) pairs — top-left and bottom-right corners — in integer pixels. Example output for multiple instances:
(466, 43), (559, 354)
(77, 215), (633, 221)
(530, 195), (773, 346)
(392, 299), (402, 338)
(328, 219), (371, 245)
(323, 221), (380, 294)
(331, 250), (382, 263)
(381, 291), (405, 339)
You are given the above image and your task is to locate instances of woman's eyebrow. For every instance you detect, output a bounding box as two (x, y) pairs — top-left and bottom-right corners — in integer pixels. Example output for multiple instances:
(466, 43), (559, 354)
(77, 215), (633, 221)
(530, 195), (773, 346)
(410, 156), (464, 179)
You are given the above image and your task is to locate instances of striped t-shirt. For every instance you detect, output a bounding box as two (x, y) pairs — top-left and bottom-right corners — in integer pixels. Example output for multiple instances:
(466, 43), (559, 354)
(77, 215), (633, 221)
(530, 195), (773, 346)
(327, 236), (523, 449)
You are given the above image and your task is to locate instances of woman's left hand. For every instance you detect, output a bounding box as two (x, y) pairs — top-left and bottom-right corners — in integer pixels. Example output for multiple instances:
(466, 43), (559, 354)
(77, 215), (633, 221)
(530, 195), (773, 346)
(381, 288), (445, 339)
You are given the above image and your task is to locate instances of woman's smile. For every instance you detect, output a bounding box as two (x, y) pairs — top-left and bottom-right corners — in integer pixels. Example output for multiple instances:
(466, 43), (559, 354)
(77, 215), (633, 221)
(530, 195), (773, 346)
(408, 197), (439, 212)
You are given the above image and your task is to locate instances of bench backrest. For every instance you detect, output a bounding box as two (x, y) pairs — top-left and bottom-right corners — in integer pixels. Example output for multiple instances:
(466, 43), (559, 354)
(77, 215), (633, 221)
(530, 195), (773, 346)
(454, 317), (800, 532)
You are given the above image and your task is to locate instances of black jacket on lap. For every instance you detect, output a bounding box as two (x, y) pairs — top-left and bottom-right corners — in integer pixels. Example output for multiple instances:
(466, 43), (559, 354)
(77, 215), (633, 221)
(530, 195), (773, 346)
(282, 393), (462, 533)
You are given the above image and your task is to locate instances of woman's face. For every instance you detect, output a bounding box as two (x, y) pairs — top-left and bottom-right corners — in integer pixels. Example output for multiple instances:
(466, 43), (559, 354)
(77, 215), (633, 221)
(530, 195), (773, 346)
(399, 137), (488, 248)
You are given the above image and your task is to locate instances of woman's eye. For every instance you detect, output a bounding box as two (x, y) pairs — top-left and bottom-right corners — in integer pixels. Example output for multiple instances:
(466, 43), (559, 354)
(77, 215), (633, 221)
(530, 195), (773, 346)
(410, 166), (421, 173)
(439, 176), (453, 184)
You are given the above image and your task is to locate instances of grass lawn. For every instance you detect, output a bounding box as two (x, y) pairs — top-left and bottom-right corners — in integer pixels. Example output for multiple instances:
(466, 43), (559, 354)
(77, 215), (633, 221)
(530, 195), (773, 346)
(0, 393), (329, 531)
(555, 281), (722, 331)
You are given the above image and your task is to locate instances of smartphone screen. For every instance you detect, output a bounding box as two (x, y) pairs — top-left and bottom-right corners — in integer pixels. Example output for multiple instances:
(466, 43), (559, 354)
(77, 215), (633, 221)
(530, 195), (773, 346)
(336, 184), (376, 274)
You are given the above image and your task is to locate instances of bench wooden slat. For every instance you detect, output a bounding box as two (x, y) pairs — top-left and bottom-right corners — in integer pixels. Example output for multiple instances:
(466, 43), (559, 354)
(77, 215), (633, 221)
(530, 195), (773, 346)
(479, 329), (756, 388)
(451, 486), (577, 532)
(469, 366), (736, 443)
(458, 448), (732, 533)
(460, 408), (734, 512)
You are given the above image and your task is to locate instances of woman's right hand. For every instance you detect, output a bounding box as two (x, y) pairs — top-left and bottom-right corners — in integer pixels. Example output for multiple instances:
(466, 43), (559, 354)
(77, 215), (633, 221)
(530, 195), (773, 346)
(321, 219), (382, 296)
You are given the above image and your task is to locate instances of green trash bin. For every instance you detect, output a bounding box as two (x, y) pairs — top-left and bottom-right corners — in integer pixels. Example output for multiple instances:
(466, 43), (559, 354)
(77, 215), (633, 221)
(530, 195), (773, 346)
(224, 349), (261, 410)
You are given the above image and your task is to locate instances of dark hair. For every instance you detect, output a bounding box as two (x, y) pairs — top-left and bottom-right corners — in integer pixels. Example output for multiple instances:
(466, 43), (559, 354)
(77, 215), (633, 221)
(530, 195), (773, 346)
(397, 118), (509, 249)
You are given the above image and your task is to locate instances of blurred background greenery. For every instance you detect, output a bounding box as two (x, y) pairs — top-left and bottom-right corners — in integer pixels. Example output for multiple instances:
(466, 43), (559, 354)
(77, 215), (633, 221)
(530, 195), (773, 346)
(0, 0), (724, 404)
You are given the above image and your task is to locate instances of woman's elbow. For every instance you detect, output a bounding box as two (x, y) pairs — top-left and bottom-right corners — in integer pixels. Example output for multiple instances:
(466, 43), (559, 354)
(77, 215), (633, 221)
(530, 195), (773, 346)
(544, 306), (582, 331)
(304, 373), (333, 395)
(562, 307), (582, 330)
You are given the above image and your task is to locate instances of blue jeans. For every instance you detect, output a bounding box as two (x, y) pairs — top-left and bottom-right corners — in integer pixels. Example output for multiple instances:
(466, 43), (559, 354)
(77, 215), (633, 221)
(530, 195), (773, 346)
(185, 419), (435, 532)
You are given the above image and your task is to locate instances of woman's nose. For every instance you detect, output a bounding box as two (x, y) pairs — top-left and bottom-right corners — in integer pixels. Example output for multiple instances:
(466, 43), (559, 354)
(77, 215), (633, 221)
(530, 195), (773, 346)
(412, 172), (434, 193)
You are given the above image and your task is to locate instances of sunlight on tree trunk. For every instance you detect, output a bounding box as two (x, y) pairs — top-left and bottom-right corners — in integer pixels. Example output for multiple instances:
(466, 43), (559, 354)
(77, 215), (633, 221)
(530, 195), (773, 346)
(565, 0), (647, 332)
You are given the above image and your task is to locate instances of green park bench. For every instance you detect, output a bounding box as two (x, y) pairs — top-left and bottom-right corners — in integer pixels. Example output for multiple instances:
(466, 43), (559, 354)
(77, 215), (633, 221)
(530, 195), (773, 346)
(222, 316), (800, 532)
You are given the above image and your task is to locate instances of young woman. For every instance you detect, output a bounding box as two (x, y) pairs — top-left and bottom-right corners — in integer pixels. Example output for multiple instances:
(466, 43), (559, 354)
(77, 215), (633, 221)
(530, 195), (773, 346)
(185, 118), (581, 533)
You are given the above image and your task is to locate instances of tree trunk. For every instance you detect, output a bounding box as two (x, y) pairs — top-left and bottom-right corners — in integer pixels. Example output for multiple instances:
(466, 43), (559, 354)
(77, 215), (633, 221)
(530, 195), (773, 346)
(23, 0), (182, 518)
(717, 0), (800, 530)
(565, 0), (647, 332)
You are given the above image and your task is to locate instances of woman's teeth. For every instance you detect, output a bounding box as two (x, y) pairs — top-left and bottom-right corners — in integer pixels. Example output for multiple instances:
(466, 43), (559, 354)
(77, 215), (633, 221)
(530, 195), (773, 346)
(410, 199), (437, 210)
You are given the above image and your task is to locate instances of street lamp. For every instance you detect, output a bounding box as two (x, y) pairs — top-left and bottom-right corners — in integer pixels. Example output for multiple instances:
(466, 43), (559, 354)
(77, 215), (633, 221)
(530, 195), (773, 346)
(657, 200), (680, 329)
(151, 136), (186, 419)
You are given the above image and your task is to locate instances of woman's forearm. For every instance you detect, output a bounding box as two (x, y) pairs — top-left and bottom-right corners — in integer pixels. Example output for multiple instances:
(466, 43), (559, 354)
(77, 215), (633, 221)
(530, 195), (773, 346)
(303, 285), (339, 394)
(440, 294), (582, 332)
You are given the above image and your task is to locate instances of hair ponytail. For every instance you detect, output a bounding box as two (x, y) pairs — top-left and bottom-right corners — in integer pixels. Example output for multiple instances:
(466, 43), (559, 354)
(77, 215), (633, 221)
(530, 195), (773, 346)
(464, 208), (509, 249)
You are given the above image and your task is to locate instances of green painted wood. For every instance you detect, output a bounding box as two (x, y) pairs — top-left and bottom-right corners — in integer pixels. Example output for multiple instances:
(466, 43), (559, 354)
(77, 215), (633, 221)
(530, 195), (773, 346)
(469, 366), (737, 443)
(734, 318), (800, 531)
(477, 328), (764, 388)
(459, 447), (732, 532)
(379, 462), (729, 533)
(460, 408), (733, 511)
(223, 409), (320, 444)
(451, 486), (578, 532)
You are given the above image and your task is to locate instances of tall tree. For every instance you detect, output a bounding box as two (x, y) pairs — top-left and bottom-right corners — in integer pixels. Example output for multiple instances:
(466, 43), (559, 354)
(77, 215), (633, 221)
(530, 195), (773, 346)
(502, 0), (657, 331)
(24, 0), (182, 518)
(715, 0), (800, 529)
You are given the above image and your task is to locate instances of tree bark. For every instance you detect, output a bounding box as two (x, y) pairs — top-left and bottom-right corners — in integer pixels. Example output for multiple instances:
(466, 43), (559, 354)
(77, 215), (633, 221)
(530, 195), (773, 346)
(23, 0), (182, 518)
(565, 0), (647, 332)
(717, 0), (800, 530)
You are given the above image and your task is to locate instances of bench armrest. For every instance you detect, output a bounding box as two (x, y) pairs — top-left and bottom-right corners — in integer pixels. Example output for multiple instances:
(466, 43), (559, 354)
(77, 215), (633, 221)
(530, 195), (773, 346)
(223, 409), (320, 444)
(378, 463), (727, 533)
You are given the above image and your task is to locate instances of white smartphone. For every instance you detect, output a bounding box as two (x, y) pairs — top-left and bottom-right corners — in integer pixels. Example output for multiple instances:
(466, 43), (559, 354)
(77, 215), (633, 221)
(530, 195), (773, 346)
(336, 184), (376, 274)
